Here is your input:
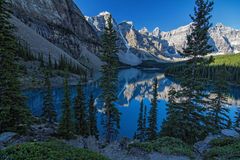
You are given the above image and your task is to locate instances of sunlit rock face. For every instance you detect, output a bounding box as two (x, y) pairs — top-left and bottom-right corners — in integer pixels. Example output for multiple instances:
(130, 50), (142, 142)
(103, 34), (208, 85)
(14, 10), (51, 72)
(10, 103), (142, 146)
(86, 12), (180, 65)
(86, 12), (152, 66)
(87, 12), (240, 65)
(161, 23), (240, 54)
(85, 11), (127, 52)
(209, 24), (240, 53)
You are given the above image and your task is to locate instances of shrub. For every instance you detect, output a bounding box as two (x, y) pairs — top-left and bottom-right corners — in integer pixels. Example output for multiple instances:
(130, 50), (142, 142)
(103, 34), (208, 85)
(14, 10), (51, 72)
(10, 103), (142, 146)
(205, 138), (240, 159)
(129, 137), (193, 157)
(209, 137), (237, 147)
(0, 141), (108, 160)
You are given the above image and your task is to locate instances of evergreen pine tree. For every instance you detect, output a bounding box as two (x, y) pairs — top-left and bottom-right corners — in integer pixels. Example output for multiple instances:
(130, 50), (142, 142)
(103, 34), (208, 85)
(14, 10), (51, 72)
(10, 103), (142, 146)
(143, 104), (147, 140)
(54, 60), (58, 70)
(38, 53), (44, 67)
(0, 0), (31, 134)
(42, 70), (56, 123)
(207, 67), (230, 132)
(74, 82), (88, 136)
(161, 0), (214, 144)
(100, 15), (120, 143)
(135, 100), (144, 141)
(58, 73), (74, 139)
(148, 78), (158, 140)
(88, 93), (99, 138)
(48, 53), (52, 69)
(160, 88), (180, 138)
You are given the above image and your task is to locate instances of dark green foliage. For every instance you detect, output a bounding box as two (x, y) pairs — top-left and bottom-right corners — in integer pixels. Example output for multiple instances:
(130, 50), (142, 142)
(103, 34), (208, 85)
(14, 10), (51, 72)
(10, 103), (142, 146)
(235, 109), (240, 128)
(166, 55), (240, 85)
(211, 53), (240, 67)
(129, 137), (193, 157)
(48, 53), (52, 69)
(88, 93), (99, 138)
(16, 40), (35, 61)
(0, 0), (31, 134)
(161, 85), (209, 144)
(207, 67), (231, 132)
(161, 0), (214, 144)
(57, 54), (87, 78)
(0, 141), (109, 160)
(38, 53), (45, 67)
(147, 78), (158, 140)
(58, 74), (74, 139)
(42, 70), (56, 123)
(74, 83), (88, 136)
(209, 137), (237, 147)
(100, 15), (120, 143)
(167, 64), (240, 85)
(143, 105), (147, 136)
(205, 138), (240, 159)
(135, 100), (145, 141)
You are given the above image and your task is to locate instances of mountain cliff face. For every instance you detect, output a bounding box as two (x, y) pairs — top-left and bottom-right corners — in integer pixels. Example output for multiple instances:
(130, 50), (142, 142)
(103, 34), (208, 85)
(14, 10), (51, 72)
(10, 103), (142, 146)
(86, 12), (171, 66)
(8, 0), (102, 71)
(161, 23), (240, 54)
(209, 24), (240, 53)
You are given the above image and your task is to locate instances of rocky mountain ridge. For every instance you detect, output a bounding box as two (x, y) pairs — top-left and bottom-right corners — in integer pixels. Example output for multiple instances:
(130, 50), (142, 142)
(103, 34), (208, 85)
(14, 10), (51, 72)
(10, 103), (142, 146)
(86, 11), (240, 65)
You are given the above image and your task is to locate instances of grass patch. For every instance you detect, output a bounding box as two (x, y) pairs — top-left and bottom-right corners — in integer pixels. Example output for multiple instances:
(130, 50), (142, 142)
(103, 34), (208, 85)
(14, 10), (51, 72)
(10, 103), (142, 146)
(205, 137), (240, 160)
(0, 141), (108, 160)
(211, 53), (240, 67)
(129, 137), (193, 157)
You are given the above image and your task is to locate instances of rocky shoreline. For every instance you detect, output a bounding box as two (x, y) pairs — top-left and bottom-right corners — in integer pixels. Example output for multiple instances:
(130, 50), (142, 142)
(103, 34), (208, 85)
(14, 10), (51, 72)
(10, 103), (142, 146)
(1, 123), (239, 160)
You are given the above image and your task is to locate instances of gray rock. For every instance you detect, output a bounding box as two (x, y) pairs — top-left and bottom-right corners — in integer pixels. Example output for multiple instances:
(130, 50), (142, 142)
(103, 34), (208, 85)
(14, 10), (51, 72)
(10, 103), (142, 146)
(29, 123), (58, 141)
(83, 136), (100, 152)
(194, 134), (221, 155)
(101, 141), (191, 160)
(64, 136), (100, 152)
(235, 127), (240, 133)
(0, 132), (17, 150)
(64, 137), (85, 148)
(221, 129), (240, 138)
(0, 132), (17, 144)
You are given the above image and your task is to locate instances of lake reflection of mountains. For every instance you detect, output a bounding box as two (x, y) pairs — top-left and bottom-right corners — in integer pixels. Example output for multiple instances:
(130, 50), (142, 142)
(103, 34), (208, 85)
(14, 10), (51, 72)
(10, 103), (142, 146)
(116, 68), (240, 107)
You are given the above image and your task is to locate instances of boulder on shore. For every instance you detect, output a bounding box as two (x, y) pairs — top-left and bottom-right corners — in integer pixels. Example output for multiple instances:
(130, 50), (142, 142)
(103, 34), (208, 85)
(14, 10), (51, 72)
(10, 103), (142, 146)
(221, 129), (240, 138)
(0, 132), (17, 149)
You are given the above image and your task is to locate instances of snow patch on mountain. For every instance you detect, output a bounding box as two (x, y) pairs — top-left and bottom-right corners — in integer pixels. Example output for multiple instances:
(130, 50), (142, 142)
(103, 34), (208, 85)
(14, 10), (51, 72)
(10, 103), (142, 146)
(98, 11), (111, 16)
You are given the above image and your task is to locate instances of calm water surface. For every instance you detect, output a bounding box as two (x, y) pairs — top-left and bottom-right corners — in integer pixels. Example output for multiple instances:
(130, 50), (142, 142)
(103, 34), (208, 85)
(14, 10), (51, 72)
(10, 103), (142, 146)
(23, 68), (240, 138)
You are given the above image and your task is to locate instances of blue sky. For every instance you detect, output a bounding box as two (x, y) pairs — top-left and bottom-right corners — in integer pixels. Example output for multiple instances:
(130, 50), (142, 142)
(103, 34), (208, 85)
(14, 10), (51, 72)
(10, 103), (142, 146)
(74, 0), (240, 32)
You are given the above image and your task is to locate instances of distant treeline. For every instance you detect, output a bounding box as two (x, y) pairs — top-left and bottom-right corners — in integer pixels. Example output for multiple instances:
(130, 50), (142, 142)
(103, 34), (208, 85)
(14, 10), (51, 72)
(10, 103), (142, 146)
(166, 63), (240, 85)
(16, 40), (87, 78)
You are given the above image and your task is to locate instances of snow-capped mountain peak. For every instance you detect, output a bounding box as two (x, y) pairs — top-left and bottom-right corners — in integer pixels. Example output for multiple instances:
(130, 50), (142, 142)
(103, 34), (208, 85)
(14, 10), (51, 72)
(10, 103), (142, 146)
(98, 11), (111, 16)
(152, 27), (161, 38)
(139, 27), (149, 35)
